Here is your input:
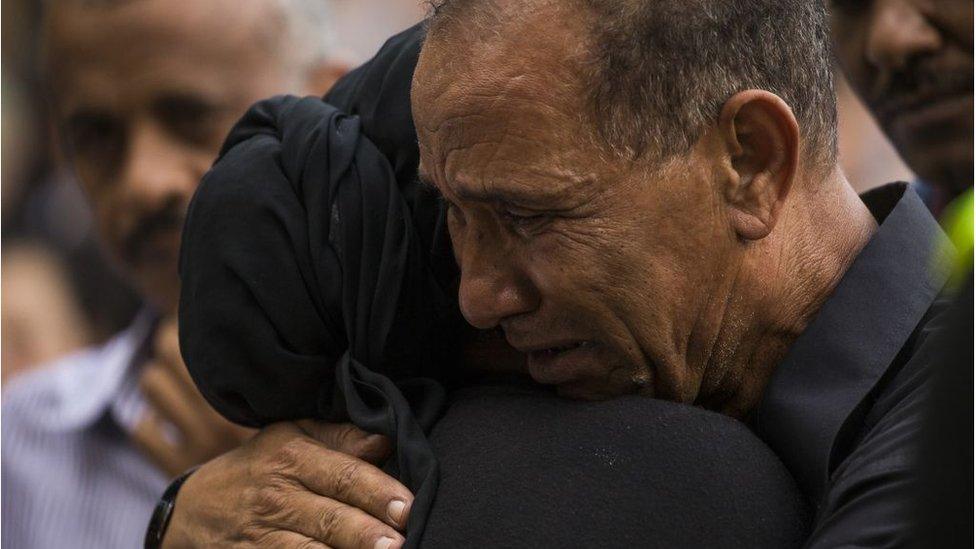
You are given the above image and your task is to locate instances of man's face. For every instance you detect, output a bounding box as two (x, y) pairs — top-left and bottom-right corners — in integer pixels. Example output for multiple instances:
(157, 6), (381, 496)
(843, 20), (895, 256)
(45, 0), (309, 311)
(832, 0), (973, 193)
(413, 16), (742, 403)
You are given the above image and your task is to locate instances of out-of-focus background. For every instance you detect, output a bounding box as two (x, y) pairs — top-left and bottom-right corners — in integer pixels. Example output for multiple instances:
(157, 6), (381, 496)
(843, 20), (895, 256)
(0, 0), (914, 383)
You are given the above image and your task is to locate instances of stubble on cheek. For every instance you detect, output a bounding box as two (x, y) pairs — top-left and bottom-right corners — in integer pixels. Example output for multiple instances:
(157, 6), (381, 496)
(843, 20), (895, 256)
(540, 215), (667, 398)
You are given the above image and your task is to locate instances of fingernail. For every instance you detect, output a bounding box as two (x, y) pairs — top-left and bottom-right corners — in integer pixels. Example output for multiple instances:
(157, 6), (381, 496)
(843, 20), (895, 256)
(374, 536), (396, 549)
(387, 499), (407, 525)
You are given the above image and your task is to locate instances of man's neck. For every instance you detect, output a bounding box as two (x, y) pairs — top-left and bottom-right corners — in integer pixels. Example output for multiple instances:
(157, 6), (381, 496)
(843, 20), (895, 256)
(711, 168), (878, 418)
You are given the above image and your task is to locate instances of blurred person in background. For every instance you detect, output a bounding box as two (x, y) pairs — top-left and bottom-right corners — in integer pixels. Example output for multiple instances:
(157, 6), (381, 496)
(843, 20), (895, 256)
(2, 0), (142, 368)
(832, 0), (972, 216)
(1, 0), (348, 547)
(831, 1), (974, 546)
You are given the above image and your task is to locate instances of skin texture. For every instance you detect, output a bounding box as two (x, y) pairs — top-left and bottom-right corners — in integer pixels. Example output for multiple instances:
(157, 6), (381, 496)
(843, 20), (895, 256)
(413, 1), (878, 416)
(164, 422), (409, 549)
(831, 0), (974, 202)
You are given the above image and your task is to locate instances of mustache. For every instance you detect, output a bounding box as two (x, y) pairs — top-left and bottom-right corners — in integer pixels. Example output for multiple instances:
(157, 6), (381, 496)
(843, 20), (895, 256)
(500, 312), (596, 348)
(871, 58), (974, 121)
(120, 201), (186, 265)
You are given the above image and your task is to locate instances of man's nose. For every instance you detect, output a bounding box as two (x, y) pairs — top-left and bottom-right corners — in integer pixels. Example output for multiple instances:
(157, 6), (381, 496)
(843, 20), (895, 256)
(457, 228), (540, 330)
(865, 1), (941, 73)
(118, 120), (203, 208)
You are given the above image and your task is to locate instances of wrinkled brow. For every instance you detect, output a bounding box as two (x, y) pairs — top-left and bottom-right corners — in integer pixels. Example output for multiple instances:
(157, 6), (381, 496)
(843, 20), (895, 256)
(418, 166), (598, 209)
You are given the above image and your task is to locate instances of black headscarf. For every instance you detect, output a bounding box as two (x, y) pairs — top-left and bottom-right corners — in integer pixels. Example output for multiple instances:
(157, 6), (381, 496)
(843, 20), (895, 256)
(178, 24), (459, 546)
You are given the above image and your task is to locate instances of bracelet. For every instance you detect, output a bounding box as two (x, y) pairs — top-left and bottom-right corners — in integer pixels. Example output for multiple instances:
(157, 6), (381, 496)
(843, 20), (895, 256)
(144, 467), (198, 549)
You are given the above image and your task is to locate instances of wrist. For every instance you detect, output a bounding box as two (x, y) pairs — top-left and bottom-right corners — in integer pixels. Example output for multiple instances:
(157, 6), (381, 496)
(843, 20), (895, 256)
(145, 467), (198, 549)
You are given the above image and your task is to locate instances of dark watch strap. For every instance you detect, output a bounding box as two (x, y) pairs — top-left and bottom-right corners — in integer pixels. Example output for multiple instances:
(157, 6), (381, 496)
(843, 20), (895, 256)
(144, 467), (198, 549)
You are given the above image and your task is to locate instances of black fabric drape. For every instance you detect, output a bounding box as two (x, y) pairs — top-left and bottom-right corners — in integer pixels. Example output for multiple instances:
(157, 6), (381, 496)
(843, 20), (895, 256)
(178, 25), (457, 546)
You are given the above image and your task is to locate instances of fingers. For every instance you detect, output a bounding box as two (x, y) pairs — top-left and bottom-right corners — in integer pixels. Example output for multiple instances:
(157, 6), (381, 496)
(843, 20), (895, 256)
(153, 318), (197, 388)
(277, 436), (413, 531)
(132, 410), (184, 477)
(275, 489), (405, 549)
(140, 361), (212, 445)
(258, 530), (332, 549)
(149, 318), (253, 443)
(295, 421), (392, 464)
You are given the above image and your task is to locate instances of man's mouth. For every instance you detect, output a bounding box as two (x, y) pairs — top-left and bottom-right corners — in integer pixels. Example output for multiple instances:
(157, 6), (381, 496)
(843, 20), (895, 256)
(521, 340), (599, 385)
(873, 68), (973, 134)
(532, 340), (591, 356)
(119, 204), (187, 266)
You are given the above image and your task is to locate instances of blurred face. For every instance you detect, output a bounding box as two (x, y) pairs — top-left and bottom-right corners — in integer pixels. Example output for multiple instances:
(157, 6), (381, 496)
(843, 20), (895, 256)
(45, 0), (311, 311)
(832, 0), (973, 194)
(413, 17), (743, 402)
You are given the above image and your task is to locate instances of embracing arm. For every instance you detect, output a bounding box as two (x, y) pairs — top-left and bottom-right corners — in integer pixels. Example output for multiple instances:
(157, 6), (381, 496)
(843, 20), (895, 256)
(162, 422), (412, 549)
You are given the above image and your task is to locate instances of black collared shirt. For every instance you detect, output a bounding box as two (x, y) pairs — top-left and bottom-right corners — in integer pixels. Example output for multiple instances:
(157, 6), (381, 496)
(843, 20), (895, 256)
(757, 183), (952, 547)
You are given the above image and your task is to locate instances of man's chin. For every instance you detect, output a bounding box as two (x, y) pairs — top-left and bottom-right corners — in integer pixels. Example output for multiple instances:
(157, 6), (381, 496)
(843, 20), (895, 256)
(553, 382), (616, 401)
(552, 375), (648, 402)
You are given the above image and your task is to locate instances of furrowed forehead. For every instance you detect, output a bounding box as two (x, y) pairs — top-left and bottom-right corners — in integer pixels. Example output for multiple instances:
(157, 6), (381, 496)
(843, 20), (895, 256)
(414, 31), (594, 164)
(419, 141), (606, 212)
(413, 0), (592, 121)
(414, 3), (622, 205)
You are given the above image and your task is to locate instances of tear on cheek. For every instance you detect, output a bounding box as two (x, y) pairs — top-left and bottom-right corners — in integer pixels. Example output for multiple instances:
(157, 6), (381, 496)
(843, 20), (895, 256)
(631, 367), (652, 388)
(632, 367), (656, 399)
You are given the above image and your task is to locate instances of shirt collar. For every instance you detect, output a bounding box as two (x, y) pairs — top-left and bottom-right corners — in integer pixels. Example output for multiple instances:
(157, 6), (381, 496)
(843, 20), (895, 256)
(756, 183), (951, 504)
(41, 308), (158, 433)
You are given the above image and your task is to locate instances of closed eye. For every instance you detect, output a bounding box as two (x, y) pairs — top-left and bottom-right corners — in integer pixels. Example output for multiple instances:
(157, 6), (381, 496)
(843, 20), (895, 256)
(501, 207), (550, 233)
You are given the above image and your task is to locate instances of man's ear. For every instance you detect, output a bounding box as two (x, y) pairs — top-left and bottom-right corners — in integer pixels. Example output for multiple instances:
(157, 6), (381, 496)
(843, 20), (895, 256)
(717, 90), (800, 241)
(302, 59), (352, 96)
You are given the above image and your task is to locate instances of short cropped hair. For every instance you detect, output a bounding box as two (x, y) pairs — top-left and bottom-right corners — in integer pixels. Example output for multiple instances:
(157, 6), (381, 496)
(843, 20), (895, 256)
(426, 0), (837, 165)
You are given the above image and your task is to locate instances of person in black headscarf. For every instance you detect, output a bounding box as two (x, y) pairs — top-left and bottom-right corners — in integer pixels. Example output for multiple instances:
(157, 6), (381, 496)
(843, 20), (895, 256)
(162, 23), (811, 549)
(175, 26), (454, 546)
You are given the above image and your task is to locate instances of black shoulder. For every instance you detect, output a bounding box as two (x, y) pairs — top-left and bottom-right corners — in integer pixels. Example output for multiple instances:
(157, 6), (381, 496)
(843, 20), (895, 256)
(424, 385), (809, 548)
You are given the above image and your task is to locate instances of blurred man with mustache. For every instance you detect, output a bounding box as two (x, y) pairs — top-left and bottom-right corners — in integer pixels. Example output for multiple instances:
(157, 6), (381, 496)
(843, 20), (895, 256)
(830, 1), (974, 545)
(0, 0), (346, 547)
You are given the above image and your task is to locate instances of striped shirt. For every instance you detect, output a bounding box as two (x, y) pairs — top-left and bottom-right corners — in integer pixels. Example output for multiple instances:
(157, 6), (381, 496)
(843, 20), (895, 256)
(2, 311), (168, 548)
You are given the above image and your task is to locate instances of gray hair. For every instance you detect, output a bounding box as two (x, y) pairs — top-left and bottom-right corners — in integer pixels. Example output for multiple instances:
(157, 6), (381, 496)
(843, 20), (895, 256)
(426, 0), (837, 165)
